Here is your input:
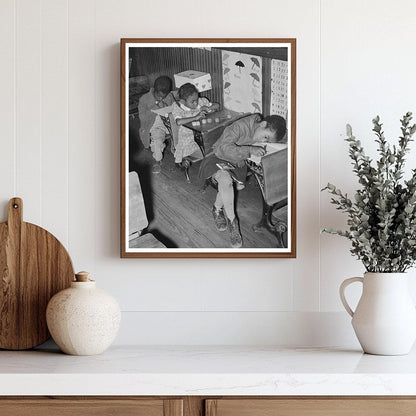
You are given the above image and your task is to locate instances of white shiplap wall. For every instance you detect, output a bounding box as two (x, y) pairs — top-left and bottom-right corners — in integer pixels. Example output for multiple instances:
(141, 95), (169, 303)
(0, 0), (415, 346)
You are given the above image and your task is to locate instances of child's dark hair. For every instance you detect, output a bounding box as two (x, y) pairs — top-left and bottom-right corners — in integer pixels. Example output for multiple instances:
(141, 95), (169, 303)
(154, 76), (172, 95)
(178, 83), (199, 100)
(264, 115), (287, 142)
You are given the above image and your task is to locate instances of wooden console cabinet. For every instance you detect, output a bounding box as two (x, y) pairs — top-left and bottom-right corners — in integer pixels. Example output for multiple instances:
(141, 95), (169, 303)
(205, 397), (416, 416)
(2, 396), (416, 416)
(0, 397), (183, 416)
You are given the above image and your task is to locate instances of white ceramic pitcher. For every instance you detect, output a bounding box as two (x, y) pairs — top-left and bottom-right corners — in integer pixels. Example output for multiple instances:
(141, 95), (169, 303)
(340, 272), (416, 355)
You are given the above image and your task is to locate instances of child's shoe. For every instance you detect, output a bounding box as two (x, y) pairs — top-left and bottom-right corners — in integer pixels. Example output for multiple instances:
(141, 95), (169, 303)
(152, 161), (162, 174)
(228, 217), (242, 248)
(212, 206), (227, 231)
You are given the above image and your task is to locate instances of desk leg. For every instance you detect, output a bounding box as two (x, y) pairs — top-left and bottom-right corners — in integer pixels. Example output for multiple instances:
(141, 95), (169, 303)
(193, 131), (205, 157)
(160, 115), (175, 153)
(253, 197), (288, 248)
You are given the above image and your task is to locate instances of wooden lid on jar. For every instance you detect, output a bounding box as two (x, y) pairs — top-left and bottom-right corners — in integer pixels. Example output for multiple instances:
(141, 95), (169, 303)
(75, 271), (91, 282)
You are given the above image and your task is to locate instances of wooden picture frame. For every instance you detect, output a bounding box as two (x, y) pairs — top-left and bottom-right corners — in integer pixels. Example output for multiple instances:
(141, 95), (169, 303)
(121, 38), (296, 258)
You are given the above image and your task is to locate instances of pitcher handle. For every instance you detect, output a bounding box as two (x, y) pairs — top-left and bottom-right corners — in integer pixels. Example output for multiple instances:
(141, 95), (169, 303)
(339, 277), (363, 317)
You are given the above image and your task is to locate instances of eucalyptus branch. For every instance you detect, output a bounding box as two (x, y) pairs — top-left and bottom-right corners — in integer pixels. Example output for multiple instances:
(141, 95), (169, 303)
(322, 113), (416, 272)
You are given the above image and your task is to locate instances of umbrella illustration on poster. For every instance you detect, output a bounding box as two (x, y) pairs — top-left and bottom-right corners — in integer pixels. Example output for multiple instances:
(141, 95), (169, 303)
(235, 60), (245, 73)
(250, 57), (260, 69)
(251, 102), (261, 113)
(250, 73), (260, 86)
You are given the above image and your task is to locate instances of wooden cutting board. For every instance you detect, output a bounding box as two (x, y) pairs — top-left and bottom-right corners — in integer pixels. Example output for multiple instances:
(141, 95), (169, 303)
(0, 198), (75, 350)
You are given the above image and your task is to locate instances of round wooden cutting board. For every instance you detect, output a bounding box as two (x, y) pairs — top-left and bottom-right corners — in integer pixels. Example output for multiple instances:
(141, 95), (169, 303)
(0, 198), (75, 350)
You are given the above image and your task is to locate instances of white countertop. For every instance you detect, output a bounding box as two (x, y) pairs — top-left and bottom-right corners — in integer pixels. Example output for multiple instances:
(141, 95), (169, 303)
(1, 344), (416, 396)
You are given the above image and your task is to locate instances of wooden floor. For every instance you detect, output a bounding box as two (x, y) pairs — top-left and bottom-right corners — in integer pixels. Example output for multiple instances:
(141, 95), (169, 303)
(129, 135), (287, 249)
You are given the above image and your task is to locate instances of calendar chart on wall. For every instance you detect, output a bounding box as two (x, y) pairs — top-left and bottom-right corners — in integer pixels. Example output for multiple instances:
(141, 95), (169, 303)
(270, 59), (288, 119)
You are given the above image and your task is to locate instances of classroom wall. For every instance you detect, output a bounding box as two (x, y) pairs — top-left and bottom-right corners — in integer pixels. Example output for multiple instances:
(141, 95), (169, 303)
(1, 0), (415, 347)
(130, 47), (223, 106)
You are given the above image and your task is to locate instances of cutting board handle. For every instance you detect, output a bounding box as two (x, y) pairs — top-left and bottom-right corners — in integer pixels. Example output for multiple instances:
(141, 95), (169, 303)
(8, 197), (23, 234)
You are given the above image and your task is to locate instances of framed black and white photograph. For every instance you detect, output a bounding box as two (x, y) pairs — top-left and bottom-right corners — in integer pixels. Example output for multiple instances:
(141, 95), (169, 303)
(121, 38), (296, 258)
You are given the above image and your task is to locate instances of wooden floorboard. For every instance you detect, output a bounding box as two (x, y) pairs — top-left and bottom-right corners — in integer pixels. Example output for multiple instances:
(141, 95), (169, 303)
(129, 142), (286, 249)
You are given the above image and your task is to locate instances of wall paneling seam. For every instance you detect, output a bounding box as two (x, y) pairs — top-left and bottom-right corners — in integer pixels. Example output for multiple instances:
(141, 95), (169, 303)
(13, 0), (17, 195)
(318, 0), (322, 312)
(39, 0), (43, 226)
(66, 0), (69, 248)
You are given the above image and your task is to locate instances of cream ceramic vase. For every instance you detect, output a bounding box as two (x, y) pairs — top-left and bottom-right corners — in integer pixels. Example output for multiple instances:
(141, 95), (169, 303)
(46, 271), (121, 355)
(340, 272), (416, 355)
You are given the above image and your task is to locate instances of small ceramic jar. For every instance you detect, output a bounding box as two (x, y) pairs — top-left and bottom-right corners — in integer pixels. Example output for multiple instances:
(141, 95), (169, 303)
(46, 271), (121, 355)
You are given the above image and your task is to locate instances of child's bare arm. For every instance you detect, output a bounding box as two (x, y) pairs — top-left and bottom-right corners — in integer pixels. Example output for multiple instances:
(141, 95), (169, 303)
(175, 114), (203, 126)
(200, 103), (220, 113)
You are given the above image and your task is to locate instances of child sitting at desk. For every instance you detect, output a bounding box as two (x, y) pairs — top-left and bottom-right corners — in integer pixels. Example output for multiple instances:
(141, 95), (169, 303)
(138, 76), (177, 171)
(199, 113), (287, 248)
(172, 83), (219, 165)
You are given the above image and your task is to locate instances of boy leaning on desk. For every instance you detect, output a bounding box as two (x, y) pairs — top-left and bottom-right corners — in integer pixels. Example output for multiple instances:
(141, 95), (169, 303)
(199, 113), (287, 249)
(138, 76), (178, 172)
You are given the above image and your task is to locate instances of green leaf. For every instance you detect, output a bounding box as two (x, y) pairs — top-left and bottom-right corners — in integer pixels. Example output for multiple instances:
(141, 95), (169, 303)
(323, 112), (416, 272)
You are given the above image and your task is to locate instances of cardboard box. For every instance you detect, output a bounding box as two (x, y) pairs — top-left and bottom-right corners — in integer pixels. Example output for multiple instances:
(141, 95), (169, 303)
(174, 70), (212, 92)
